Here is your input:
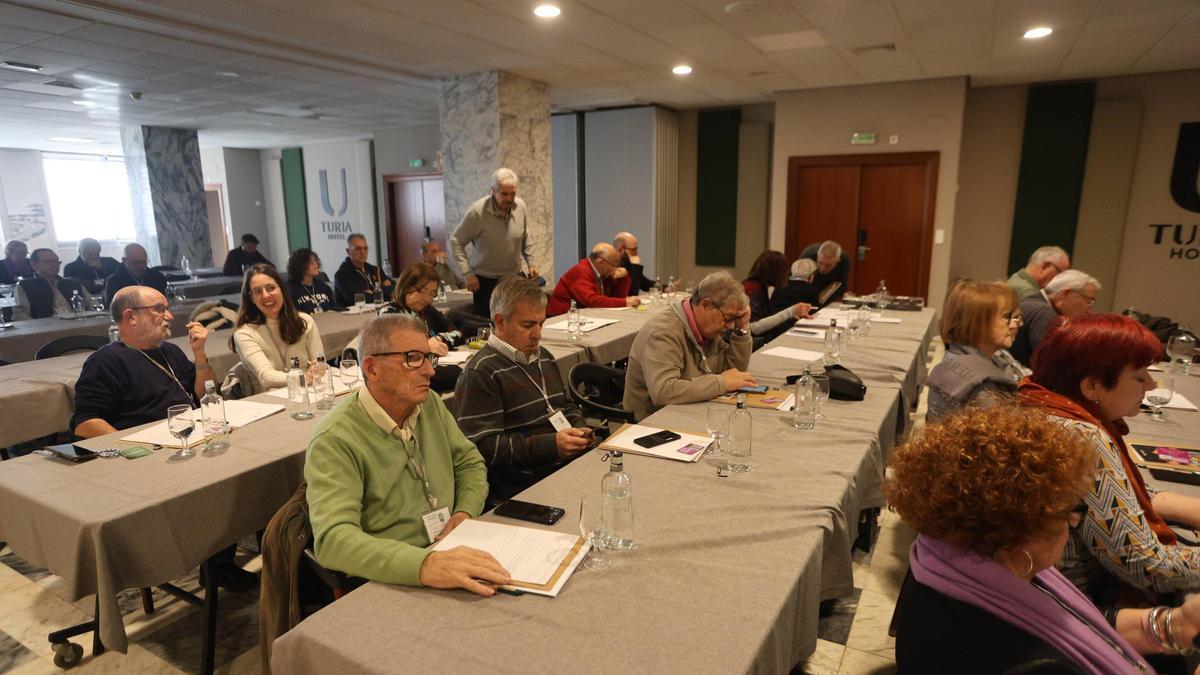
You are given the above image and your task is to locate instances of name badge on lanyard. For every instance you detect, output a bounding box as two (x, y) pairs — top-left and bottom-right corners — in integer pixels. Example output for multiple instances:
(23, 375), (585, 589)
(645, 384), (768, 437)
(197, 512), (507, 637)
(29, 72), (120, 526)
(421, 506), (452, 544)
(548, 410), (571, 432)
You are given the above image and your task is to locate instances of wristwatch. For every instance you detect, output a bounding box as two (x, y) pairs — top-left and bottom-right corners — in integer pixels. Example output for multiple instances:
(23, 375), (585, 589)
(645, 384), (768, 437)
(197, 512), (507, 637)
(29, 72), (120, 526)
(731, 327), (750, 337)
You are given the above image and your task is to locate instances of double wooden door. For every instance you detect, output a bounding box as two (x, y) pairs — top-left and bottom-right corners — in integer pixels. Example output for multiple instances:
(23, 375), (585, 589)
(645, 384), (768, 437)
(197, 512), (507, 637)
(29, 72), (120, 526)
(784, 152), (938, 299)
(385, 174), (445, 274)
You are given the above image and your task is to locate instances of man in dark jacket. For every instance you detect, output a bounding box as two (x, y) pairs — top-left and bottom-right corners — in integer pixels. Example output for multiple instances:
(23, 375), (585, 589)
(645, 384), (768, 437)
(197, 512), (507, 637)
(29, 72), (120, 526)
(63, 237), (120, 295)
(613, 231), (656, 295)
(770, 258), (822, 312)
(104, 243), (168, 306)
(333, 233), (393, 306)
(222, 233), (272, 276)
(800, 240), (851, 305)
(13, 248), (92, 320)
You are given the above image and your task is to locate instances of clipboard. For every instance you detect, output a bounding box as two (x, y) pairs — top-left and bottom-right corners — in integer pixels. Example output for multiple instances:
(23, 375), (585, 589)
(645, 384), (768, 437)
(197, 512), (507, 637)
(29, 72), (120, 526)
(711, 389), (793, 410)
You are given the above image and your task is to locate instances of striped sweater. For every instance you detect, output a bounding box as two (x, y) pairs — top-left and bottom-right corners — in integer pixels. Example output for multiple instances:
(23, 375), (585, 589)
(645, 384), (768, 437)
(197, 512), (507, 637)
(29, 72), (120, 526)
(453, 342), (585, 469)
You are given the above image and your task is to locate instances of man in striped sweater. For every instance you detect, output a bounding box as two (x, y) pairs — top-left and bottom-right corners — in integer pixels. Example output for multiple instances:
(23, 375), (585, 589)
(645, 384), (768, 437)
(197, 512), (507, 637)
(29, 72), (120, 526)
(454, 276), (593, 502)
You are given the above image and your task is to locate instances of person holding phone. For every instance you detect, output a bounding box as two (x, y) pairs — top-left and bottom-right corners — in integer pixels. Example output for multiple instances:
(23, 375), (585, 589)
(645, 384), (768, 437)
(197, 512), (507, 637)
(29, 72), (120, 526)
(454, 276), (592, 503)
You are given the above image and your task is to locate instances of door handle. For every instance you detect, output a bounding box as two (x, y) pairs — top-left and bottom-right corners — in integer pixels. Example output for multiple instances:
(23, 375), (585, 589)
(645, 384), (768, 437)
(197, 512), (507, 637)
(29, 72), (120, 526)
(858, 245), (870, 261)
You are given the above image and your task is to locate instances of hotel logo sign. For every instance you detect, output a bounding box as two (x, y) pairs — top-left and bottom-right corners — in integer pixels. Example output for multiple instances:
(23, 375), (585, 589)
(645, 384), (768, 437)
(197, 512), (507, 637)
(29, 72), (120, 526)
(1150, 122), (1200, 260)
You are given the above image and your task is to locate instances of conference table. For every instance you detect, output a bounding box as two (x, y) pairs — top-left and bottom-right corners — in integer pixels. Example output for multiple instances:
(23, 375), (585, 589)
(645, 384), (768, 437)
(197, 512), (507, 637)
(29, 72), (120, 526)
(1129, 370), (1200, 495)
(270, 306), (939, 674)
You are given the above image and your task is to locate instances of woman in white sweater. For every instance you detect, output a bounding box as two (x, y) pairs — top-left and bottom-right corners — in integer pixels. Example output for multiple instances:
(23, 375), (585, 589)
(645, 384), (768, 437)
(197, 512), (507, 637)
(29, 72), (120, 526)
(233, 264), (324, 392)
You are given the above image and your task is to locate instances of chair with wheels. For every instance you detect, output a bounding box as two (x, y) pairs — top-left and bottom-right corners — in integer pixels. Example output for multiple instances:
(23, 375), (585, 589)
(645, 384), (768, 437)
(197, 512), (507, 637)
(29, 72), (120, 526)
(34, 335), (108, 360)
(567, 362), (636, 425)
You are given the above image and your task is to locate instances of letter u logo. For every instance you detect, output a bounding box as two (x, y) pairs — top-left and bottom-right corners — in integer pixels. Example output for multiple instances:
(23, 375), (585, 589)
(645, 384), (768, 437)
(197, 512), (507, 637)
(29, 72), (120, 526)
(319, 169), (349, 217)
(1170, 122), (1200, 214)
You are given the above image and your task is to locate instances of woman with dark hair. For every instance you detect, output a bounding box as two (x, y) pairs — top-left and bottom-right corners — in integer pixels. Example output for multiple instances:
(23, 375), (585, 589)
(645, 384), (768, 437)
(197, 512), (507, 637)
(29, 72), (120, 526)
(889, 405), (1200, 673)
(285, 248), (336, 313)
(1020, 314), (1200, 597)
(233, 263), (324, 392)
(926, 280), (1023, 421)
(743, 250), (811, 344)
(379, 262), (464, 392)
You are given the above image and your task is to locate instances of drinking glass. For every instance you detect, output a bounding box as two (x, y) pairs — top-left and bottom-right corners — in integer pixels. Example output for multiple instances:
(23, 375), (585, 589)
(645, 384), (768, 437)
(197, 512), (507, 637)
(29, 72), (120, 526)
(354, 293), (366, 309)
(339, 359), (360, 391)
(684, 280), (696, 295)
(91, 296), (104, 313)
(0, 284), (16, 329)
(476, 327), (491, 344)
(705, 404), (730, 459)
(580, 496), (610, 571)
(1147, 376), (1174, 423)
(791, 379), (818, 430)
(811, 373), (831, 420)
(167, 404), (196, 459)
(857, 308), (873, 337)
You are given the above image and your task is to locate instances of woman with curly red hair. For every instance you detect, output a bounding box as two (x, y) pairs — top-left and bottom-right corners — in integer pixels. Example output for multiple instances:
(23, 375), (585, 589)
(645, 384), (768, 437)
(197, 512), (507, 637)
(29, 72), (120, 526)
(1019, 314), (1200, 598)
(887, 406), (1200, 673)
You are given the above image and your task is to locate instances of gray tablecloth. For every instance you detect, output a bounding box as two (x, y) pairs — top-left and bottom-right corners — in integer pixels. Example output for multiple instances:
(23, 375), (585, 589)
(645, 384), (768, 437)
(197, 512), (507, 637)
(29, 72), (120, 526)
(271, 308), (938, 675)
(1129, 371), (1200, 496)
(538, 304), (658, 364)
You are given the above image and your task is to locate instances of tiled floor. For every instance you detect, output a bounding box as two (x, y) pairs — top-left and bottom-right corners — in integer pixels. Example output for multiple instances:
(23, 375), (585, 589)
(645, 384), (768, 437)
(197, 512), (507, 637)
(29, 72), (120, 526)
(0, 341), (942, 675)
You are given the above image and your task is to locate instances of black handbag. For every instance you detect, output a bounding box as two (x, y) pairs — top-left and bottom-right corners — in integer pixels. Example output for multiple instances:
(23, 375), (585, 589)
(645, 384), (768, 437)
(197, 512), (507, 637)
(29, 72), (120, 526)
(786, 364), (867, 401)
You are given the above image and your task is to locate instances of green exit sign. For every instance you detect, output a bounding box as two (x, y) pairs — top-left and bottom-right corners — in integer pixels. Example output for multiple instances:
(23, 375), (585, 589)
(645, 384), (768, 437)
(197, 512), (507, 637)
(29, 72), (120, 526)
(409, 159), (425, 168)
(850, 132), (876, 145)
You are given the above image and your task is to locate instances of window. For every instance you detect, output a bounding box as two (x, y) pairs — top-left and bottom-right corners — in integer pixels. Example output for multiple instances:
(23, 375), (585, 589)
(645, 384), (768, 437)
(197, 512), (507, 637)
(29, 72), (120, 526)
(41, 153), (137, 244)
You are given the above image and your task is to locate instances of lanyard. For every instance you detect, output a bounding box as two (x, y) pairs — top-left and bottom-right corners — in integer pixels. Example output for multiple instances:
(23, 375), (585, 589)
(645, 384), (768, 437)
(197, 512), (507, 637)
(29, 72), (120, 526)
(516, 358), (555, 414)
(398, 435), (438, 510)
(125, 343), (192, 399)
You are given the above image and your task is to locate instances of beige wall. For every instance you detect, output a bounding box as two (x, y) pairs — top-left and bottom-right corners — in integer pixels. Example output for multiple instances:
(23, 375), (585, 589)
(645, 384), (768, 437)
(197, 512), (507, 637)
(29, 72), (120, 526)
(767, 77), (967, 308)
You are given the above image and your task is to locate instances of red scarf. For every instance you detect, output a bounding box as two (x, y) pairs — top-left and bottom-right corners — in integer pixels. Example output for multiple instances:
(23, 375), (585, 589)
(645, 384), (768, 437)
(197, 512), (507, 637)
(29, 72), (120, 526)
(1017, 379), (1176, 545)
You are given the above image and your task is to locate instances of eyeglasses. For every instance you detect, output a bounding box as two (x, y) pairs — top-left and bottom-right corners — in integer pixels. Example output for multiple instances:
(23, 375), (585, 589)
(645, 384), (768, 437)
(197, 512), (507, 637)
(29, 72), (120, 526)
(1071, 289), (1097, 306)
(412, 285), (438, 297)
(250, 283), (280, 297)
(370, 350), (440, 368)
(716, 308), (743, 326)
(1001, 312), (1023, 325)
(348, 245), (369, 252)
(130, 304), (169, 315)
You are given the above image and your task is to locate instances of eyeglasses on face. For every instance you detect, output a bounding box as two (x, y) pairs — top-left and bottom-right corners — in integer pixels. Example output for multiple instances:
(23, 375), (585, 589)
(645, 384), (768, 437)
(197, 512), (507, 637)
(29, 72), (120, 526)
(348, 245), (369, 252)
(251, 283), (280, 297)
(370, 350), (440, 368)
(1070, 289), (1097, 306)
(1001, 311), (1023, 325)
(130, 304), (169, 315)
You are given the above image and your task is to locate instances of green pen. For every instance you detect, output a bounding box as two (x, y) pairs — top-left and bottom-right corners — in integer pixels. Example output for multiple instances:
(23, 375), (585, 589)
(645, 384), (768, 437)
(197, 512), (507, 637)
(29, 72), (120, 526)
(494, 586), (524, 596)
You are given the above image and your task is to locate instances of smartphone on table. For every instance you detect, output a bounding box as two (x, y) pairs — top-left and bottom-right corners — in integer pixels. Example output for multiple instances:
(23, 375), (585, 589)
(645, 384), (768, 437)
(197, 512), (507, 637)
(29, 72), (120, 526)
(494, 500), (565, 525)
(634, 430), (681, 448)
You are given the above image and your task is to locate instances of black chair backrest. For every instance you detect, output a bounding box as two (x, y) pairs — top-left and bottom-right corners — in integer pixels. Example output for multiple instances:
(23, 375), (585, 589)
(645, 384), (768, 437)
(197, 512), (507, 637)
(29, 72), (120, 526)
(218, 283), (242, 295)
(35, 334), (108, 360)
(568, 362), (635, 423)
(151, 265), (180, 272)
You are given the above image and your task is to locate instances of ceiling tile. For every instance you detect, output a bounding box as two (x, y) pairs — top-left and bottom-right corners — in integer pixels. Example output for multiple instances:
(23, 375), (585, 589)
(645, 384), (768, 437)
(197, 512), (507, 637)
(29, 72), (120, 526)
(0, 4), (91, 34)
(32, 35), (142, 61)
(0, 24), (54, 45)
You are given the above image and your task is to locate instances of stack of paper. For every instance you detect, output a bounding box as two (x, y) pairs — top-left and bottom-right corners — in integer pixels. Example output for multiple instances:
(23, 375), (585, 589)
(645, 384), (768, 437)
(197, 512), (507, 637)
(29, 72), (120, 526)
(1143, 391), (1198, 411)
(431, 519), (587, 597)
(601, 424), (711, 462)
(120, 400), (285, 447)
(760, 346), (824, 362)
(544, 317), (618, 333)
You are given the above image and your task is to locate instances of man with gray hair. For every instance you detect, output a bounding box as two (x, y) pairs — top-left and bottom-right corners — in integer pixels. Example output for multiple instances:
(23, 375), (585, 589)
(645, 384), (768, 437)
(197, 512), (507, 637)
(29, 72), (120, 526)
(1006, 245), (1071, 300)
(623, 270), (757, 420)
(64, 237), (119, 295)
(1009, 269), (1100, 365)
(420, 239), (462, 290)
(305, 313), (508, 595)
(799, 240), (851, 306)
(104, 243), (168, 306)
(450, 167), (537, 316)
(769, 258), (821, 314)
(454, 276), (592, 502)
(546, 242), (640, 315)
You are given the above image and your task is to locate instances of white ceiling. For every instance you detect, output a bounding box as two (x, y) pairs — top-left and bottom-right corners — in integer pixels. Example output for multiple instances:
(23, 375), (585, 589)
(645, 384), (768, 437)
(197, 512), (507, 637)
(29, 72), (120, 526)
(0, 0), (1198, 154)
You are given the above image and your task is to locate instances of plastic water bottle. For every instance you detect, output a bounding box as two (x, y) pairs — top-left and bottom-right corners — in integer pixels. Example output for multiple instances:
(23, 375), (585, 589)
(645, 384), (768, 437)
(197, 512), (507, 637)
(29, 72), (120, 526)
(312, 352), (336, 410)
(436, 280), (448, 302)
(1168, 326), (1196, 375)
(181, 255), (193, 281)
(567, 300), (581, 341)
(70, 290), (85, 316)
(287, 356), (314, 420)
(823, 318), (841, 366)
(792, 366), (818, 430)
(725, 393), (753, 473)
(875, 279), (891, 315)
(200, 380), (230, 451)
(107, 318), (120, 343)
(600, 451), (634, 550)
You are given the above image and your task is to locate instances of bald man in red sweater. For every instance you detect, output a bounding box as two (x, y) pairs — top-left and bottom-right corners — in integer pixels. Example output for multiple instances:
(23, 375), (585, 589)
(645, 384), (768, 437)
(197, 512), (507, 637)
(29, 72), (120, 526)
(547, 243), (641, 316)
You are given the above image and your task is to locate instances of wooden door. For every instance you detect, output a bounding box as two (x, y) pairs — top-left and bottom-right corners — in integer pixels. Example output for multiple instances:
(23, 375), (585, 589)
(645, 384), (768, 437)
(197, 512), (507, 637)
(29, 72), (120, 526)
(785, 152), (938, 299)
(384, 174), (444, 274)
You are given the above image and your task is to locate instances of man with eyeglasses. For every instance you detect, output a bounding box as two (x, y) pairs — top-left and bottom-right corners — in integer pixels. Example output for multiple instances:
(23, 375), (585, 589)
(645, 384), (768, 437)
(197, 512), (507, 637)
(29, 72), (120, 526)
(546, 242), (640, 315)
(104, 243), (168, 307)
(1009, 269), (1101, 366)
(623, 270), (757, 421)
(1006, 246), (1071, 301)
(305, 314), (508, 595)
(333, 233), (393, 307)
(12, 248), (93, 320)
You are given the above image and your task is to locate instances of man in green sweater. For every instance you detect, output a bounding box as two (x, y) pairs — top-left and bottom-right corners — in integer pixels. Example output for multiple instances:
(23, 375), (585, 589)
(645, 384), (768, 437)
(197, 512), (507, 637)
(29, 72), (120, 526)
(305, 313), (511, 596)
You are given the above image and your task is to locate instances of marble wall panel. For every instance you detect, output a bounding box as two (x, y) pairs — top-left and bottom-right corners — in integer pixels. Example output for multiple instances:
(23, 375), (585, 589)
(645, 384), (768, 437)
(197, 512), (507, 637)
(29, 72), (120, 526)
(141, 126), (212, 267)
(119, 126), (160, 265)
(440, 70), (500, 236)
(497, 71), (553, 279)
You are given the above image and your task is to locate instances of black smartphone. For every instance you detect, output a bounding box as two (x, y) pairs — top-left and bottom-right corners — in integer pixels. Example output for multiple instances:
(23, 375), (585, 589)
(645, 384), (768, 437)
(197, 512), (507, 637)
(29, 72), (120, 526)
(494, 500), (565, 525)
(737, 385), (769, 394)
(634, 430), (681, 448)
(44, 443), (99, 463)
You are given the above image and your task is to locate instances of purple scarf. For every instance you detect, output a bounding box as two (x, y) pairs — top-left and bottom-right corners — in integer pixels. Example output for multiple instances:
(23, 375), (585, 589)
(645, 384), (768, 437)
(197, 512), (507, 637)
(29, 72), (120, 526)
(909, 535), (1151, 675)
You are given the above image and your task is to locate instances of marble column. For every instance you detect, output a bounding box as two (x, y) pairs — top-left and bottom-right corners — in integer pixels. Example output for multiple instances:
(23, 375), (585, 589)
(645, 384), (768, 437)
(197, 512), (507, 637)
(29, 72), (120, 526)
(440, 70), (554, 278)
(120, 126), (211, 267)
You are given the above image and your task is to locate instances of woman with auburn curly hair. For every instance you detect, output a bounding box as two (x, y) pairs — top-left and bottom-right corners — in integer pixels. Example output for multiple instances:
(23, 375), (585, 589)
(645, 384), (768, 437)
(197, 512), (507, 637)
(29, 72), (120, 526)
(887, 406), (1200, 673)
(1019, 314), (1200, 598)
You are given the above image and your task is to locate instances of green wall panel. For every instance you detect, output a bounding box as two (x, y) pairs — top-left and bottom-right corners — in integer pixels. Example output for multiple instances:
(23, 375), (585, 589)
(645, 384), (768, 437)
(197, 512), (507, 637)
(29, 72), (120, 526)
(1007, 82), (1095, 273)
(695, 109), (741, 267)
(280, 148), (309, 250)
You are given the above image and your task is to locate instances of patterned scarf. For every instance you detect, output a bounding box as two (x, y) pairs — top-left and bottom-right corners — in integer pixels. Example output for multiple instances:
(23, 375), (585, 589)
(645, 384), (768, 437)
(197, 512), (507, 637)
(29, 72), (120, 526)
(1017, 379), (1176, 545)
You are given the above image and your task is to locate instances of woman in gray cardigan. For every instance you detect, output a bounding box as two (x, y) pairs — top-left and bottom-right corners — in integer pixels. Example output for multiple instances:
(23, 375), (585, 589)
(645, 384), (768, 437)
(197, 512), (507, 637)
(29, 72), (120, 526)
(926, 281), (1025, 422)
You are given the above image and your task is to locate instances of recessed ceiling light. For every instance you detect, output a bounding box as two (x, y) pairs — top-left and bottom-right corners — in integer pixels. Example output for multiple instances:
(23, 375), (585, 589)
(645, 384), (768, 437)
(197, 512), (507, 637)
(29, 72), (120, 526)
(0, 60), (43, 73)
(533, 4), (561, 18)
(672, 64), (693, 75)
(71, 100), (96, 107)
(216, 71), (240, 78)
(49, 136), (93, 143)
(1023, 26), (1053, 39)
